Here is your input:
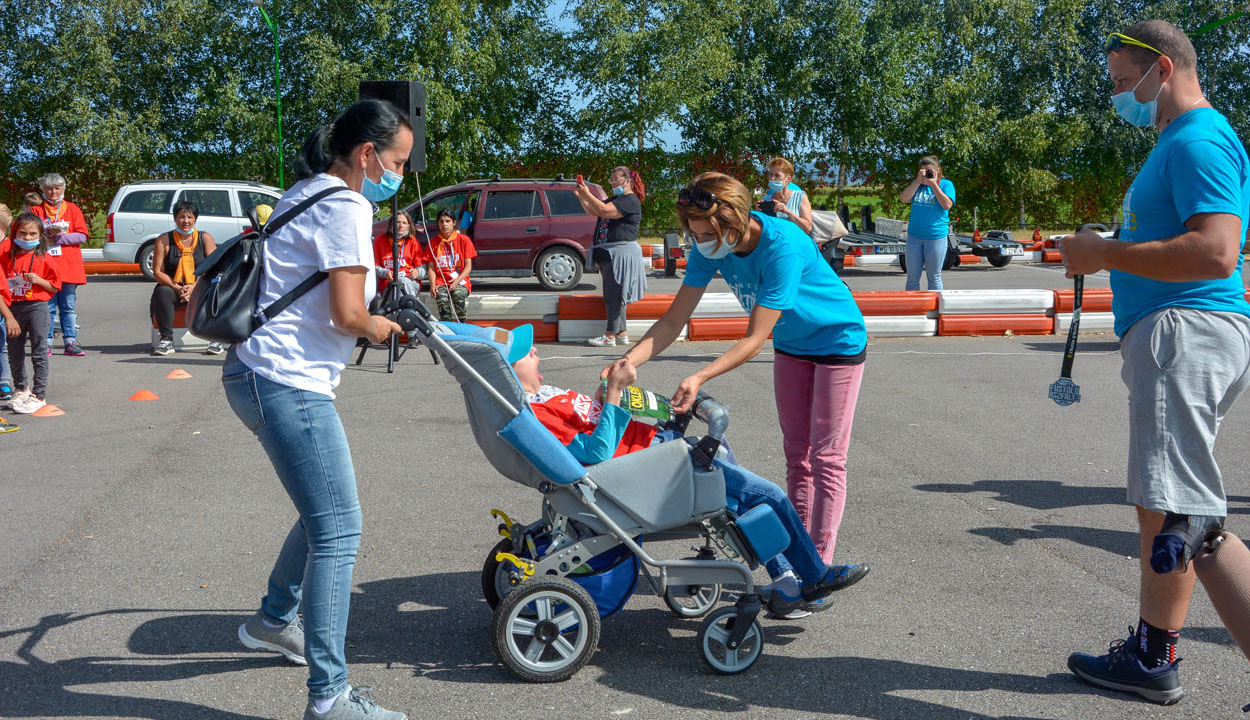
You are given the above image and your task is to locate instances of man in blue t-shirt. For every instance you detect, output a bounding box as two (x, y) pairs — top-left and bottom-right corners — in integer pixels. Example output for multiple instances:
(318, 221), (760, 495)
(1062, 20), (1250, 706)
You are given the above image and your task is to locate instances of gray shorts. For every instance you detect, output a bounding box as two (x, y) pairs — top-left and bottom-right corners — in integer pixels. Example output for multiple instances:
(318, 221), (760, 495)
(1122, 306), (1250, 515)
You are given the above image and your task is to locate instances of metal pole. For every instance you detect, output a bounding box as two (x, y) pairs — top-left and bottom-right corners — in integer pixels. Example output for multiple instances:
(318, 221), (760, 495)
(255, 1), (284, 187)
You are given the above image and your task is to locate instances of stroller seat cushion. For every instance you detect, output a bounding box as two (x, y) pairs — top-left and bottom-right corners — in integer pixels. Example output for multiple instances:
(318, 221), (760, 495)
(588, 440), (708, 533)
(499, 410), (587, 486)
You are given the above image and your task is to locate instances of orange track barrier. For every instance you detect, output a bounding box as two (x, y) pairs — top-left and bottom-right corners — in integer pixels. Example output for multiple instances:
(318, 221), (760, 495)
(958, 254), (983, 265)
(558, 293), (677, 320)
(465, 319), (558, 342)
(1042, 251), (1063, 263)
(86, 262), (141, 275)
(937, 314), (1054, 336)
(686, 317), (771, 341)
(651, 256), (688, 270)
(1054, 287), (1113, 313)
(843, 255), (856, 267)
(852, 291), (938, 316)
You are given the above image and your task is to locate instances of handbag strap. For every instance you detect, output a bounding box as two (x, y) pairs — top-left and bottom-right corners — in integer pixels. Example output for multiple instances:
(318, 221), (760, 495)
(257, 184), (353, 322)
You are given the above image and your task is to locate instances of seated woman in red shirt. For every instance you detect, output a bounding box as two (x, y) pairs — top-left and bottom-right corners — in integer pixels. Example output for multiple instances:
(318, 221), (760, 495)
(373, 210), (425, 296)
(501, 324), (868, 618)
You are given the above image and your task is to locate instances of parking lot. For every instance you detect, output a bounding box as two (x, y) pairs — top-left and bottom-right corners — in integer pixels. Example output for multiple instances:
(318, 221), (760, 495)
(3, 262), (1249, 720)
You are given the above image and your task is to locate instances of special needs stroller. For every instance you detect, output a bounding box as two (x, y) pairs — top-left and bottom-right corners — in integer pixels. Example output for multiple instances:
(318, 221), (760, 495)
(391, 300), (795, 682)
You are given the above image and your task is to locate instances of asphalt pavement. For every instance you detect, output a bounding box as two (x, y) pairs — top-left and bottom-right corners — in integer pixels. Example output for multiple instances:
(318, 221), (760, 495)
(2, 263), (1248, 720)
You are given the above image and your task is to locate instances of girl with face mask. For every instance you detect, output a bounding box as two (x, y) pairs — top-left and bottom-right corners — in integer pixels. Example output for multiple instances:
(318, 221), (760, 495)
(760, 157), (814, 235)
(602, 173), (870, 612)
(2, 213), (60, 414)
(573, 166), (648, 346)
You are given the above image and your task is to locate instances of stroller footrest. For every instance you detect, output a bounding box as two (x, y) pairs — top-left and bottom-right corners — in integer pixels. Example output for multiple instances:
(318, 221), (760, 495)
(734, 505), (790, 566)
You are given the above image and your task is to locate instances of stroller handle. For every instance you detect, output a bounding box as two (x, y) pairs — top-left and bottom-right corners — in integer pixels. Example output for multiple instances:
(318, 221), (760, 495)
(691, 393), (729, 440)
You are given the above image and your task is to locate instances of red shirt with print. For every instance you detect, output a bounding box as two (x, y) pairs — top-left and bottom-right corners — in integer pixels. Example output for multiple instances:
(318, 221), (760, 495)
(530, 388), (657, 459)
(425, 232), (476, 290)
(31, 200), (89, 285)
(372, 233), (424, 292)
(1, 240), (63, 303)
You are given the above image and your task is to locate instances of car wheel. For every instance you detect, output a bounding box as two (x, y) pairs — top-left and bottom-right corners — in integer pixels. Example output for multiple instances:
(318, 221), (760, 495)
(535, 246), (583, 292)
(138, 242), (156, 281)
(988, 253), (1012, 268)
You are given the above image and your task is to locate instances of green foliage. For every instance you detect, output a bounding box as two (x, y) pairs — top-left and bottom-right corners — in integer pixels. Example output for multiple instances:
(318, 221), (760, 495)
(4, 0), (1250, 230)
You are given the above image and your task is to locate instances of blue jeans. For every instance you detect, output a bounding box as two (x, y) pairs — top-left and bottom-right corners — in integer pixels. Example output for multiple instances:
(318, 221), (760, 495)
(716, 460), (826, 585)
(904, 234), (947, 291)
(222, 349), (361, 701)
(0, 317), (11, 388)
(47, 283), (79, 340)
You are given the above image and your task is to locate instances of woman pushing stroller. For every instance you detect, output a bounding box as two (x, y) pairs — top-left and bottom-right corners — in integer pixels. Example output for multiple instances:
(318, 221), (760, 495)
(502, 324), (869, 618)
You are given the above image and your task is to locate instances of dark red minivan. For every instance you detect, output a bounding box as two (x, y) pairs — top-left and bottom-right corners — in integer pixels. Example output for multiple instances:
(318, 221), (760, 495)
(373, 177), (607, 291)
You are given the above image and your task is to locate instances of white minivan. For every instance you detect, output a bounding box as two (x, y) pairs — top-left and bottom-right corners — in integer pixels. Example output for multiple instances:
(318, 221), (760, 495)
(104, 180), (283, 279)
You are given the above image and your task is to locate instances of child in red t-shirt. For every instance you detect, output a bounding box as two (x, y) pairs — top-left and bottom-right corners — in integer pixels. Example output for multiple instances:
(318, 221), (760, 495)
(425, 209), (476, 320)
(2, 213), (61, 413)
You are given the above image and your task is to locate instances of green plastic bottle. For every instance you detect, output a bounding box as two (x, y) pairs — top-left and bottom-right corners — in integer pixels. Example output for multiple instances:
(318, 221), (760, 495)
(603, 381), (674, 422)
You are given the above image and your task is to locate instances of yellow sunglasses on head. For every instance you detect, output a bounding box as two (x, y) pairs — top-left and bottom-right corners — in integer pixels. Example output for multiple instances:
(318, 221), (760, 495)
(1104, 32), (1164, 56)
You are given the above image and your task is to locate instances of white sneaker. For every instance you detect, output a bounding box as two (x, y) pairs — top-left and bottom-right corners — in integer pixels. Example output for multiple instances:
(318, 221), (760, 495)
(9, 389), (30, 409)
(616, 335), (630, 345)
(13, 395), (45, 415)
(587, 335), (616, 347)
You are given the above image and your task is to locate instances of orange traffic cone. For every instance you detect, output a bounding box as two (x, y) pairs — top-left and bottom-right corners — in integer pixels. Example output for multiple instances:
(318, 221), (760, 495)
(166, 369), (192, 379)
(972, 228), (982, 243)
(33, 404), (65, 417)
(129, 389), (159, 401)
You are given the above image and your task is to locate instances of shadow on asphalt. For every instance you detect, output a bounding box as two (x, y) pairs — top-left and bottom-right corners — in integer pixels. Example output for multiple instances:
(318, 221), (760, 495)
(347, 572), (1063, 719)
(0, 609), (269, 719)
(917, 480), (1250, 518)
(1022, 340), (1121, 353)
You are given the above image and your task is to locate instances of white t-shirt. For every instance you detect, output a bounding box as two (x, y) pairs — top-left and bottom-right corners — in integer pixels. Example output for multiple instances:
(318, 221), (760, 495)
(236, 174), (376, 398)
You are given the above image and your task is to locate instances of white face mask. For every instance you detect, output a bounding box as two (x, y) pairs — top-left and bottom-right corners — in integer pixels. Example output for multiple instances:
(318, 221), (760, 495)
(694, 231), (736, 260)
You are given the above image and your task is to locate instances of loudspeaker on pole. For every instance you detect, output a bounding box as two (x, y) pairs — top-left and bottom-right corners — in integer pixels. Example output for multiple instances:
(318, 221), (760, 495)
(358, 80), (426, 173)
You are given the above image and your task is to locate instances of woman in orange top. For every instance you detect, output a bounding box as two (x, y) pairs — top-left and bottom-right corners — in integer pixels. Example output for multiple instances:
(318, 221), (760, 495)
(2, 213), (61, 413)
(31, 173), (88, 356)
(372, 210), (425, 295)
(424, 208), (476, 320)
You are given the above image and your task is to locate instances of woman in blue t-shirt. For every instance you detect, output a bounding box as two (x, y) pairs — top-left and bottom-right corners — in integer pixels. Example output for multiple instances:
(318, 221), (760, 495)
(602, 172), (869, 612)
(899, 155), (956, 290)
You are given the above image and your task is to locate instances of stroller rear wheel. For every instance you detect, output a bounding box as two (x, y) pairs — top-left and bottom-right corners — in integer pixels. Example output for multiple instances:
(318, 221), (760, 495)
(663, 582), (722, 618)
(698, 606), (763, 674)
(492, 577), (600, 682)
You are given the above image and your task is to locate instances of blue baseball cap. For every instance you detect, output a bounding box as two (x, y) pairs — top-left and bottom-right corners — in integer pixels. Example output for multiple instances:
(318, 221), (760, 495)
(442, 321), (533, 363)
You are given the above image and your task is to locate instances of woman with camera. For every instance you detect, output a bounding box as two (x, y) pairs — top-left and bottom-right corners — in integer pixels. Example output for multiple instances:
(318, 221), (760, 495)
(574, 166), (647, 347)
(899, 155), (956, 290)
(759, 156), (813, 235)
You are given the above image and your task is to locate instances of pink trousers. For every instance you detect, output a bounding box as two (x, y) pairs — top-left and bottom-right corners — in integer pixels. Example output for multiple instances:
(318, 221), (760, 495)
(773, 353), (864, 564)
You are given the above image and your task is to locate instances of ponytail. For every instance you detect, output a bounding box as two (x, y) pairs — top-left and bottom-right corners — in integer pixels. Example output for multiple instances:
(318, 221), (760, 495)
(631, 170), (646, 202)
(294, 99), (413, 182)
(294, 125), (335, 180)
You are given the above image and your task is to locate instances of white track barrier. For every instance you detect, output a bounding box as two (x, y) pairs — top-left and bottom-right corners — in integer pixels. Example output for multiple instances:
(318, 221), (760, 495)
(938, 288), (1054, 315)
(865, 315), (937, 337)
(853, 254), (901, 267)
(559, 318), (688, 343)
(691, 293), (749, 318)
(1054, 312), (1116, 334)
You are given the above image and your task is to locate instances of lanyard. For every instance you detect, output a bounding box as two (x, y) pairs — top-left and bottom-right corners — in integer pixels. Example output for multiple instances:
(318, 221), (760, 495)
(42, 202), (64, 225)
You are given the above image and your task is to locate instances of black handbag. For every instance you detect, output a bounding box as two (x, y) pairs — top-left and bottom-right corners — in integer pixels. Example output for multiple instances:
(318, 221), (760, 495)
(187, 186), (351, 344)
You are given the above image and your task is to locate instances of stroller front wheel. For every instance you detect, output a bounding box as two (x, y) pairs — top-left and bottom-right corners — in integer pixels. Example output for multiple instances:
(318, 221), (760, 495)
(492, 577), (600, 682)
(698, 606), (763, 675)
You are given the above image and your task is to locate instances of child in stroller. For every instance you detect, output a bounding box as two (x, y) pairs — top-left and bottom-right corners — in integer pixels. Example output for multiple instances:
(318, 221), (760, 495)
(507, 327), (869, 618)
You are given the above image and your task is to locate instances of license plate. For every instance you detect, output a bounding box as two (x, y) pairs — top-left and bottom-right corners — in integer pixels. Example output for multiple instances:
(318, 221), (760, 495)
(998, 246), (1024, 256)
(876, 245), (905, 254)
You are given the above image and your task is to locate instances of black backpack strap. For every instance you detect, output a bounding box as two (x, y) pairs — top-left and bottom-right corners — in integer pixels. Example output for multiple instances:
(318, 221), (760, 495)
(256, 184), (354, 323)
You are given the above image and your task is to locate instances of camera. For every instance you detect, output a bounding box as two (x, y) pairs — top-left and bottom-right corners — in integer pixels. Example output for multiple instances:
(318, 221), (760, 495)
(924, 169), (934, 179)
(757, 198), (777, 216)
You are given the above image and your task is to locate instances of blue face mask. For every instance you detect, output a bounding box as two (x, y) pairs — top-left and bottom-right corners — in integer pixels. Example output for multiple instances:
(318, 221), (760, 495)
(767, 180), (786, 193)
(14, 238), (39, 250)
(361, 151), (403, 202)
(1112, 60), (1162, 127)
(612, 184), (626, 196)
(693, 231), (736, 260)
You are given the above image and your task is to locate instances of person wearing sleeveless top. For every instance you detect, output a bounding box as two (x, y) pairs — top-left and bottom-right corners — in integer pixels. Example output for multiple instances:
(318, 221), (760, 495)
(760, 156), (814, 236)
(149, 200), (218, 355)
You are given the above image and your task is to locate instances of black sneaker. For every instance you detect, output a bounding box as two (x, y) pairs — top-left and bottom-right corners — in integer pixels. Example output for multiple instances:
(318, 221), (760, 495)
(1067, 628), (1184, 705)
